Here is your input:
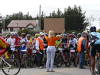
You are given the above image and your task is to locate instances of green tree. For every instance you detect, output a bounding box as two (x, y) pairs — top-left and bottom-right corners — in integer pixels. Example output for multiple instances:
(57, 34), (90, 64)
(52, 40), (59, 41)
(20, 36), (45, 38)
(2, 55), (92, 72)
(64, 5), (88, 32)
(46, 6), (88, 32)
(47, 8), (63, 18)
(4, 12), (33, 29)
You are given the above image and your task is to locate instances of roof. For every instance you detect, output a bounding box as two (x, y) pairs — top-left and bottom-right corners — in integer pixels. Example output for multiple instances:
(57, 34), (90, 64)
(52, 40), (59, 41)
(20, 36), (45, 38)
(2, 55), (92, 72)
(44, 18), (65, 33)
(7, 20), (38, 28)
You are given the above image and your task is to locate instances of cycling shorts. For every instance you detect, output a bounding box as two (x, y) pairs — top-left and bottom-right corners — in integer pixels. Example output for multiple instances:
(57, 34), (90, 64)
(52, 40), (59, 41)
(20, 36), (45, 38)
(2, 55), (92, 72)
(90, 44), (100, 57)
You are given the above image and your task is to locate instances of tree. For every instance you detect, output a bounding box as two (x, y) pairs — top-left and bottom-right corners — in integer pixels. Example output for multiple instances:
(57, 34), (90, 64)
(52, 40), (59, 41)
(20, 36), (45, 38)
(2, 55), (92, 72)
(64, 5), (88, 32)
(45, 6), (88, 32)
(4, 12), (33, 29)
(47, 9), (63, 18)
(18, 28), (35, 35)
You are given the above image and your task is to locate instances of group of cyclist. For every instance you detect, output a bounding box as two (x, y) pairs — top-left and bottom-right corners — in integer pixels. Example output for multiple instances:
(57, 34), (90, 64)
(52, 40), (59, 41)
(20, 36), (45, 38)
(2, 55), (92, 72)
(0, 26), (100, 75)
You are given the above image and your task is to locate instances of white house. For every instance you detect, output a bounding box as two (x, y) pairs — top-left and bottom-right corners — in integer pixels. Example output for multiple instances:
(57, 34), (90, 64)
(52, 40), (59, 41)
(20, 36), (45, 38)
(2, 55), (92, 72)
(7, 20), (40, 32)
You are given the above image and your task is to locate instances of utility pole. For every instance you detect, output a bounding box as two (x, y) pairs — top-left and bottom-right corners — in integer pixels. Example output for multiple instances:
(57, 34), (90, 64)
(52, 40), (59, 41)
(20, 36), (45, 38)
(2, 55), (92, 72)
(2, 17), (5, 32)
(0, 16), (5, 33)
(39, 5), (41, 31)
(0, 15), (2, 33)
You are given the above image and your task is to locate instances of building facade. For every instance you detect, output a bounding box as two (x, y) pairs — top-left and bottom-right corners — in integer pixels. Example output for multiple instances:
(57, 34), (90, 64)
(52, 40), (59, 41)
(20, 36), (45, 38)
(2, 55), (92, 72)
(7, 20), (39, 32)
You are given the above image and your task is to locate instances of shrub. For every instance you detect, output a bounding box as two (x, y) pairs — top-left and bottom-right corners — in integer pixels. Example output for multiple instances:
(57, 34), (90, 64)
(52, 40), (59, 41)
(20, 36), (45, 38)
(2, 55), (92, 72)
(18, 29), (35, 35)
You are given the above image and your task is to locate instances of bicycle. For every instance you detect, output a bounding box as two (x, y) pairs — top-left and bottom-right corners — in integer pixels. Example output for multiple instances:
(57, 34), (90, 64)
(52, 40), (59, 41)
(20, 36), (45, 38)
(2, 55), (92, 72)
(0, 48), (21, 75)
(95, 53), (100, 75)
(69, 48), (77, 67)
(55, 47), (70, 67)
(89, 44), (100, 75)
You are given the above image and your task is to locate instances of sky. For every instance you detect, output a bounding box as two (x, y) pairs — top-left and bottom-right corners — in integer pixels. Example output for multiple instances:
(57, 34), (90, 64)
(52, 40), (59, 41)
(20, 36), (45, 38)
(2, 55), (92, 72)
(0, 0), (100, 19)
(0, 0), (100, 29)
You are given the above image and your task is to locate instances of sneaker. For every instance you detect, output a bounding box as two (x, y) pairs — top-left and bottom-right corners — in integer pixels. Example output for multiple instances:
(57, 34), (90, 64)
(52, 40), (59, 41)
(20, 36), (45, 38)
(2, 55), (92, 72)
(46, 70), (50, 72)
(79, 67), (86, 69)
(46, 69), (50, 72)
(50, 70), (55, 72)
(39, 66), (43, 69)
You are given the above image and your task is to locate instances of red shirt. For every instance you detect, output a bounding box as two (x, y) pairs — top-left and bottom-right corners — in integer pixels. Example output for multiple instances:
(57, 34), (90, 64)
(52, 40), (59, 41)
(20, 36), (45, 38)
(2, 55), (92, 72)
(15, 37), (21, 46)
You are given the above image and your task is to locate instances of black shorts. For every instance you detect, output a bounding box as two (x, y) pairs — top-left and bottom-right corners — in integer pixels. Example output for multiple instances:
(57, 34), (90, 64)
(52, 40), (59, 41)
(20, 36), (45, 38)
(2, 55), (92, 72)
(90, 44), (100, 57)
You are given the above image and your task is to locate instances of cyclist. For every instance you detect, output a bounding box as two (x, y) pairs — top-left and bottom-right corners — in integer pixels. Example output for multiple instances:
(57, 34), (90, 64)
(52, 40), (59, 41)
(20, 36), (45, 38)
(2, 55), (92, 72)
(0, 35), (21, 75)
(89, 26), (100, 75)
(69, 34), (77, 66)
(26, 34), (33, 55)
(69, 34), (77, 51)
(35, 32), (45, 68)
(20, 33), (27, 52)
(7, 34), (16, 51)
(0, 36), (9, 56)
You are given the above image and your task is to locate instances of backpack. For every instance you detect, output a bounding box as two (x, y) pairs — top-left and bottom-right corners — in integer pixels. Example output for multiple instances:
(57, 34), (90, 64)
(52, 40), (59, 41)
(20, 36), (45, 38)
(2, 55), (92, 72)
(90, 32), (100, 44)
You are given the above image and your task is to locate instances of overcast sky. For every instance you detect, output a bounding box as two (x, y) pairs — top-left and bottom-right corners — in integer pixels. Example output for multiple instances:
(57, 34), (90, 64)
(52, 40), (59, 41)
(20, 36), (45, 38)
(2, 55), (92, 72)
(0, 0), (100, 19)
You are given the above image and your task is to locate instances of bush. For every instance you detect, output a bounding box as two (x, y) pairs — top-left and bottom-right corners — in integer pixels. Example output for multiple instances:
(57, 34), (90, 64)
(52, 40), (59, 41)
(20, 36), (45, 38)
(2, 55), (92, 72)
(18, 29), (35, 35)
(66, 30), (82, 34)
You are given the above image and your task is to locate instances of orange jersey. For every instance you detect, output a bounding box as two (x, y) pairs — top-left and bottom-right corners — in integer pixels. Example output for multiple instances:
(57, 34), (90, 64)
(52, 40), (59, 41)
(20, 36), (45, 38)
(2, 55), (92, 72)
(37, 38), (44, 50)
(45, 36), (60, 46)
(77, 37), (86, 53)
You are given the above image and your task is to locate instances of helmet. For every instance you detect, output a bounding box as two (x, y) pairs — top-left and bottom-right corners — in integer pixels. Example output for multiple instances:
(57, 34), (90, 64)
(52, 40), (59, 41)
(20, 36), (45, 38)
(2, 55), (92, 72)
(27, 34), (31, 37)
(68, 34), (75, 38)
(90, 26), (96, 32)
(77, 33), (81, 37)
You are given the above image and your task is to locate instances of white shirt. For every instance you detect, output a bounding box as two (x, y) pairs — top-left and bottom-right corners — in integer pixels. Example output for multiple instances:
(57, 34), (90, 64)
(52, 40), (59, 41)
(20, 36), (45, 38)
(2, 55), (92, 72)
(7, 37), (16, 51)
(69, 38), (77, 48)
(7, 37), (11, 44)
(20, 38), (27, 43)
(35, 37), (43, 50)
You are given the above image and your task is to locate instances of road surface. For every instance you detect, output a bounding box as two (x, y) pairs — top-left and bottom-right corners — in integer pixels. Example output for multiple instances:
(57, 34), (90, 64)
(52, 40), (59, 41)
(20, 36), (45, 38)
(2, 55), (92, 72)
(0, 67), (91, 75)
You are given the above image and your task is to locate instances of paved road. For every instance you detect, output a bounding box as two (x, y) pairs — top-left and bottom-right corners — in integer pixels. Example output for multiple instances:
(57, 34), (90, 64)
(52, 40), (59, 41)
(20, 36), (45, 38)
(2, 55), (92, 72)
(0, 67), (91, 75)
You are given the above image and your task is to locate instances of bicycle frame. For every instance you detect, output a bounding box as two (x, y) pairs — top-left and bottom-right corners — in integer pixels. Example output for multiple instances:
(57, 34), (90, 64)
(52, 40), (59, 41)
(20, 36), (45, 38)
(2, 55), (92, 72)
(0, 56), (12, 69)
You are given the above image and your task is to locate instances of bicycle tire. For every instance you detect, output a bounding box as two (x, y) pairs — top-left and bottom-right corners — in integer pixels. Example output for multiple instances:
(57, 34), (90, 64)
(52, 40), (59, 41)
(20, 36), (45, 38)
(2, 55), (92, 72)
(95, 58), (100, 75)
(2, 53), (21, 75)
(55, 55), (63, 67)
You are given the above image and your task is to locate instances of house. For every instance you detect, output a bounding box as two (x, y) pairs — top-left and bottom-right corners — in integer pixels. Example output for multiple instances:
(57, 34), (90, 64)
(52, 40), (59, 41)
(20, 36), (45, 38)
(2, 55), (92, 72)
(7, 20), (39, 32)
(44, 18), (65, 33)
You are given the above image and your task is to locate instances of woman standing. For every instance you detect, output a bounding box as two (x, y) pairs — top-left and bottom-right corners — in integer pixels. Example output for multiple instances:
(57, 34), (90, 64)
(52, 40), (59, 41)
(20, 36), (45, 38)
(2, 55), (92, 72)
(45, 30), (61, 72)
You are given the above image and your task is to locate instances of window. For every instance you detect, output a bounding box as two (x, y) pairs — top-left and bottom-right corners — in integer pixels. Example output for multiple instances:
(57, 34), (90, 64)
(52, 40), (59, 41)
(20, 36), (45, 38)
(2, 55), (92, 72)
(10, 28), (13, 31)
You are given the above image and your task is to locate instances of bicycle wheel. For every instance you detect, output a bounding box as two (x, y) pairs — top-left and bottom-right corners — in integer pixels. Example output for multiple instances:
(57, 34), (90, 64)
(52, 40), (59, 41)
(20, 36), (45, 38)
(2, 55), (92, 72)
(55, 54), (63, 67)
(2, 53), (21, 75)
(95, 58), (100, 75)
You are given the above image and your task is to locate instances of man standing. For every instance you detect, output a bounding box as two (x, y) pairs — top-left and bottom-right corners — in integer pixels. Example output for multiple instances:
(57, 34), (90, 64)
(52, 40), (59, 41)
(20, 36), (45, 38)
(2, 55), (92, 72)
(77, 32), (87, 69)
(35, 32), (45, 68)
